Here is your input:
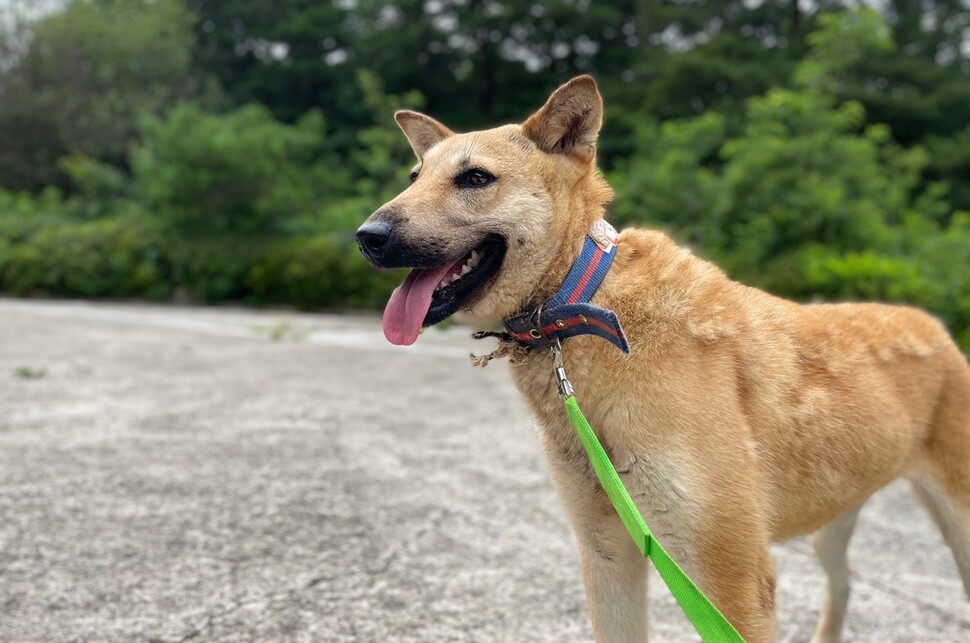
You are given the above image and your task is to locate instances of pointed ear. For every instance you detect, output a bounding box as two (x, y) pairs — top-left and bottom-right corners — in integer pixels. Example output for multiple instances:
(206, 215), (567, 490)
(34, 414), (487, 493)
(394, 110), (454, 159)
(522, 75), (603, 162)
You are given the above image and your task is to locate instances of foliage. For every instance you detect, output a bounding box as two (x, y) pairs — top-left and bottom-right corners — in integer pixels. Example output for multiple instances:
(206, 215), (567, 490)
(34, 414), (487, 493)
(610, 10), (970, 349)
(0, 0), (209, 191)
(317, 70), (425, 233)
(0, 192), (400, 309)
(0, 3), (969, 351)
(609, 114), (727, 235)
(0, 205), (171, 299)
(131, 103), (327, 235)
(59, 155), (131, 219)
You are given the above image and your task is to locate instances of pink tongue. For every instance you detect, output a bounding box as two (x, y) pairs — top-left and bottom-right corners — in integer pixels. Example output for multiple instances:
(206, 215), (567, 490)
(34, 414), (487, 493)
(383, 262), (460, 345)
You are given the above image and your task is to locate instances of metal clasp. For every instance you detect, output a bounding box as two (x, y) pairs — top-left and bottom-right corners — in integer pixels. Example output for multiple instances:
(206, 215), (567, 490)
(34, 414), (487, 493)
(551, 338), (574, 398)
(527, 303), (552, 346)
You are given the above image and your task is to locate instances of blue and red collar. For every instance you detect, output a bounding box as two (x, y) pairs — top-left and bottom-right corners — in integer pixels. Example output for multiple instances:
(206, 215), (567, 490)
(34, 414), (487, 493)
(504, 220), (630, 354)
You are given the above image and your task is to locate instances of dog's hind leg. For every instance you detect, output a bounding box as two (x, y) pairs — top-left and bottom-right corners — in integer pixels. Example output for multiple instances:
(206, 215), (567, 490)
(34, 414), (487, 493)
(809, 504), (863, 643)
(910, 475), (970, 595)
(911, 360), (970, 596)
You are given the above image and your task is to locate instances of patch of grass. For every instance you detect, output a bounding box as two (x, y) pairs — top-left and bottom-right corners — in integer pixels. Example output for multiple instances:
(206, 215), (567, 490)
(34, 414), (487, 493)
(250, 322), (291, 341)
(268, 322), (289, 341)
(14, 366), (47, 379)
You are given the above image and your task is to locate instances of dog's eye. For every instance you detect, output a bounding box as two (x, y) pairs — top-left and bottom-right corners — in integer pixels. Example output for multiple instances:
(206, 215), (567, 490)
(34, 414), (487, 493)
(457, 169), (494, 189)
(409, 171), (419, 183)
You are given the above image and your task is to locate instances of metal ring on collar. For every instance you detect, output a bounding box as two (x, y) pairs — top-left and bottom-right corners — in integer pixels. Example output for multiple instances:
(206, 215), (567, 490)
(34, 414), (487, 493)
(528, 304), (553, 345)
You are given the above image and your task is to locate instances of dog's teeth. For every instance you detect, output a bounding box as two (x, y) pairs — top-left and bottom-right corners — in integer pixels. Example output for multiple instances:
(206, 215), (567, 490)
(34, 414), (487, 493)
(438, 280), (448, 289)
(461, 264), (472, 276)
(451, 273), (461, 282)
(469, 250), (481, 265)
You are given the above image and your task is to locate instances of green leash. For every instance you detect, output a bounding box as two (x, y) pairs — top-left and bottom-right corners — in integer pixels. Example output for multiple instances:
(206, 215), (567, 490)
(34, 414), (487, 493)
(552, 342), (745, 642)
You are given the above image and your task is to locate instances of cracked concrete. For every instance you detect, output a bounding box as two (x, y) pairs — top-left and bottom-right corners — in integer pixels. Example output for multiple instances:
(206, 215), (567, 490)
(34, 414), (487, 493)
(0, 299), (969, 642)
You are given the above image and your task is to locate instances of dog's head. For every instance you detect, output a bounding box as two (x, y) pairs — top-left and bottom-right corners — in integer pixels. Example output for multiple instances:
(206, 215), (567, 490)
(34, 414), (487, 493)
(357, 75), (612, 345)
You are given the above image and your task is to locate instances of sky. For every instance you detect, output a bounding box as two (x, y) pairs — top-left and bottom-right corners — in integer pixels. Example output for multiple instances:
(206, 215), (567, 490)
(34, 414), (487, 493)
(0, 0), (64, 28)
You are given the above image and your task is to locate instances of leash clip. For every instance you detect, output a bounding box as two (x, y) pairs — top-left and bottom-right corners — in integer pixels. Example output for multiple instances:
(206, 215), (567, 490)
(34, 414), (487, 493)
(551, 338), (574, 399)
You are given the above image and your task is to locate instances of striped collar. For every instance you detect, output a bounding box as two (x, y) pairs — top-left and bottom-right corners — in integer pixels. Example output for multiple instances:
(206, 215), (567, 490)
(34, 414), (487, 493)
(504, 220), (630, 354)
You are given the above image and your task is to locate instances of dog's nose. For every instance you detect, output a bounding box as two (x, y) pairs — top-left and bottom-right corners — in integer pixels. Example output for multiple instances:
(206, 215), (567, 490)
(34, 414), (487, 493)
(356, 221), (393, 263)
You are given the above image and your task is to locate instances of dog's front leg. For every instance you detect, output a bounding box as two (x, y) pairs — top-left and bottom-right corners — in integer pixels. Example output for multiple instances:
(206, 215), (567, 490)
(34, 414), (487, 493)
(543, 444), (648, 642)
(577, 524), (648, 643)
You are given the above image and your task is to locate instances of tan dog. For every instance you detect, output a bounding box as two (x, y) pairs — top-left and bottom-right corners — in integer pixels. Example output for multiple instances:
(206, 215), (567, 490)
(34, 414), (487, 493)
(356, 75), (970, 642)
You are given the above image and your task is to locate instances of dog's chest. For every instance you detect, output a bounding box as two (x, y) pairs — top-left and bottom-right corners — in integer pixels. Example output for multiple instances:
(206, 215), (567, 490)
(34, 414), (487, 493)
(539, 410), (705, 582)
(508, 351), (706, 580)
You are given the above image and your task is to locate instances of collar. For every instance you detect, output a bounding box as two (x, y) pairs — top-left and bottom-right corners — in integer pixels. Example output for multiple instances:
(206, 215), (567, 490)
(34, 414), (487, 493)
(503, 219), (630, 354)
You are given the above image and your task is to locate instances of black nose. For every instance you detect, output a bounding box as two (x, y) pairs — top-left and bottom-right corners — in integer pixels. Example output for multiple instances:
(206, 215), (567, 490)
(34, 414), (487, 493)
(356, 221), (393, 263)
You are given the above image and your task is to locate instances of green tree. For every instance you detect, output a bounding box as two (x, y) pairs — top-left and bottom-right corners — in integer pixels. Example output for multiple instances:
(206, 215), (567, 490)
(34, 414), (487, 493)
(0, 0), (209, 191)
(610, 9), (970, 349)
(188, 0), (819, 160)
(821, 0), (970, 211)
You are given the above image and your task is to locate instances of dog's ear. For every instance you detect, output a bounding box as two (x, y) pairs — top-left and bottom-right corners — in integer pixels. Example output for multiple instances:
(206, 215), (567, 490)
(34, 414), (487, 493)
(522, 75), (603, 162)
(395, 110), (454, 159)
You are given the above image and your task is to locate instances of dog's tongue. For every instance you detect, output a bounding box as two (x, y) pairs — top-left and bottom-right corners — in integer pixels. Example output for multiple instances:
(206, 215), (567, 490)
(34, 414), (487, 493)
(383, 262), (458, 345)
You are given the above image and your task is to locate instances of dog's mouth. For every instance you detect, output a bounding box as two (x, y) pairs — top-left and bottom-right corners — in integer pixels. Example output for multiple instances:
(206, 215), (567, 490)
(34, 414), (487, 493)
(383, 235), (506, 345)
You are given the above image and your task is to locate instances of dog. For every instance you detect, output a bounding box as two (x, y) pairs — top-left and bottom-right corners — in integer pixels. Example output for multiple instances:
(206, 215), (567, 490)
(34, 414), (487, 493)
(356, 75), (970, 642)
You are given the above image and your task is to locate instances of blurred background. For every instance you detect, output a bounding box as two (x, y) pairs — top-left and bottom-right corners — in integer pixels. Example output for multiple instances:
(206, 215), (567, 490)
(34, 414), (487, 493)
(0, 0), (968, 348)
(3, 2), (970, 641)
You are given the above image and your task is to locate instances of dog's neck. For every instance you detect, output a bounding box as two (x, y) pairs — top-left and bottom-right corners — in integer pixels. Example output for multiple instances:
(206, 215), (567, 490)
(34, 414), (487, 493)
(527, 231), (588, 309)
(503, 229), (629, 354)
(526, 169), (613, 309)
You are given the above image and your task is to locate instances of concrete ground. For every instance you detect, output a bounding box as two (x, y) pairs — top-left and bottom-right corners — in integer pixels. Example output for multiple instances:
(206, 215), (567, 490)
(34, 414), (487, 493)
(0, 299), (969, 642)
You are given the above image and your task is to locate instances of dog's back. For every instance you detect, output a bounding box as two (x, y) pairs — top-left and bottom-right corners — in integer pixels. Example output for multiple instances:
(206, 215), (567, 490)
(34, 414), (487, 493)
(603, 227), (970, 539)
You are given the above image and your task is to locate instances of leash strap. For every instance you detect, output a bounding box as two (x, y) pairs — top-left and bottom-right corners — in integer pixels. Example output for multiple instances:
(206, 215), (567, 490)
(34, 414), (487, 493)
(554, 348), (744, 641)
(503, 221), (743, 639)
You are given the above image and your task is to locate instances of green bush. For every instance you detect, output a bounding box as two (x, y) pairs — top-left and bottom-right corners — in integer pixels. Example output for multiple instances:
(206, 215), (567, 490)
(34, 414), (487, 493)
(169, 233), (401, 309)
(0, 208), (170, 299)
(0, 71), (420, 312)
(0, 194), (400, 310)
(59, 154), (130, 219)
(252, 234), (404, 309)
(132, 104), (329, 235)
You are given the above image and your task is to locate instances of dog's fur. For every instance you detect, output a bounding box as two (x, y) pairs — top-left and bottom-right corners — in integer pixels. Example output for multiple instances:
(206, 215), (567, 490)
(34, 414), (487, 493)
(360, 76), (970, 642)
